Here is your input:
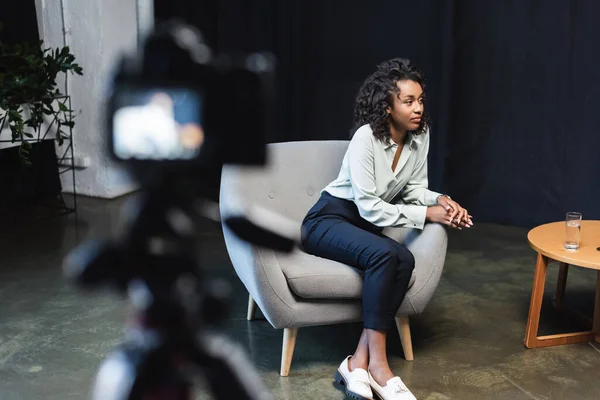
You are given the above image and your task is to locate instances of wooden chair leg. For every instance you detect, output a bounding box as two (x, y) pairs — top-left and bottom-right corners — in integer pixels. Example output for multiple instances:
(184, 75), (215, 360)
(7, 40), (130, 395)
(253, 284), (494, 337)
(247, 294), (257, 321)
(280, 328), (298, 377)
(395, 315), (414, 361)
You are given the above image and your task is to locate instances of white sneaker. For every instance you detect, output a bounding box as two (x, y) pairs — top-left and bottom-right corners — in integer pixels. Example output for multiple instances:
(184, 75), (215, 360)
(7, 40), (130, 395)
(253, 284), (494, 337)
(368, 372), (416, 400)
(334, 356), (373, 400)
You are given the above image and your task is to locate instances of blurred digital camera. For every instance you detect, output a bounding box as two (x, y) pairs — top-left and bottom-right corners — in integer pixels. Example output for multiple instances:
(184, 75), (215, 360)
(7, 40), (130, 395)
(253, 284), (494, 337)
(106, 20), (276, 177)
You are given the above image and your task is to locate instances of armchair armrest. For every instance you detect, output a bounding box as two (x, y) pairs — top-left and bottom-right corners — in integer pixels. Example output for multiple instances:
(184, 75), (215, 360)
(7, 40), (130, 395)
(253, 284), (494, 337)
(404, 222), (448, 314)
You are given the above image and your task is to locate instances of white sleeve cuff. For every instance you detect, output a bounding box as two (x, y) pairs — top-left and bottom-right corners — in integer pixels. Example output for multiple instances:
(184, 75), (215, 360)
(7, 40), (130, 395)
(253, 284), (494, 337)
(399, 204), (427, 230)
(426, 190), (443, 206)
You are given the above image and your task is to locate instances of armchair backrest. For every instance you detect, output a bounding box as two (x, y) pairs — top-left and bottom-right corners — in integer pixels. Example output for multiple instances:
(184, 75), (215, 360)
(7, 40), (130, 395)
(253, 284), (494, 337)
(220, 140), (349, 224)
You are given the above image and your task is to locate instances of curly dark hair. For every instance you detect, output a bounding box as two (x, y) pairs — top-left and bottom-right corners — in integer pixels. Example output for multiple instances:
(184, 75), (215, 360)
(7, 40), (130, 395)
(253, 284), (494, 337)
(351, 58), (430, 141)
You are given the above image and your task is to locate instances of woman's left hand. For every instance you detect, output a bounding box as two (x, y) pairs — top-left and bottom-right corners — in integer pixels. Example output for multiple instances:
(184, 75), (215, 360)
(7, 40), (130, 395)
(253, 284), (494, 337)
(438, 196), (473, 227)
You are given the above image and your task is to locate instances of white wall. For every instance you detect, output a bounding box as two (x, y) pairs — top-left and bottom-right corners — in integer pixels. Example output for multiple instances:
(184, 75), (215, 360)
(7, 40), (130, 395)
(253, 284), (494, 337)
(34, 0), (140, 198)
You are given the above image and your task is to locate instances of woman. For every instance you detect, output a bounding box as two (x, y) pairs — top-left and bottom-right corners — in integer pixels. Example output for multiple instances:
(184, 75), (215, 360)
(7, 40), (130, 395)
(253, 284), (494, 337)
(300, 58), (473, 400)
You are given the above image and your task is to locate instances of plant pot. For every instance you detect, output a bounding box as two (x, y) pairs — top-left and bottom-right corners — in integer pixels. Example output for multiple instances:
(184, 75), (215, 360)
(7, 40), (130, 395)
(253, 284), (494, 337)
(0, 139), (62, 208)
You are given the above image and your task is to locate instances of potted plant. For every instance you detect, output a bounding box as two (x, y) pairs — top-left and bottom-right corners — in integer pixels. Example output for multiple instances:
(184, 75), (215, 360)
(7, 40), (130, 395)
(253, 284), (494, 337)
(0, 40), (83, 160)
(0, 40), (83, 215)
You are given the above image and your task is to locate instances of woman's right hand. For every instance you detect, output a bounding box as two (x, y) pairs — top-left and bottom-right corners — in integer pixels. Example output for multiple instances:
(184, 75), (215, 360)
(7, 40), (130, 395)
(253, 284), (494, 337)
(426, 205), (470, 229)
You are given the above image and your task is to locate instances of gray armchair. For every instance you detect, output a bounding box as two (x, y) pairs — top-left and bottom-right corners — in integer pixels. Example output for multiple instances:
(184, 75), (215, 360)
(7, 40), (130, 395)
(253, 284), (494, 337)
(219, 141), (448, 376)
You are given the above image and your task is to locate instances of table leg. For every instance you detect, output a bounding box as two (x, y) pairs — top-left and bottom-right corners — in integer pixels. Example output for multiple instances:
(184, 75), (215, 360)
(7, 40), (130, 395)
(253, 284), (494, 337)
(525, 253), (548, 347)
(553, 262), (594, 329)
(525, 253), (595, 348)
(594, 271), (600, 342)
(555, 262), (569, 310)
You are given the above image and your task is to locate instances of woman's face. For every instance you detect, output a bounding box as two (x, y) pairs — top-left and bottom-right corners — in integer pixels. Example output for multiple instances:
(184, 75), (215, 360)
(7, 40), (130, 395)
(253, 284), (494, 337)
(386, 79), (424, 132)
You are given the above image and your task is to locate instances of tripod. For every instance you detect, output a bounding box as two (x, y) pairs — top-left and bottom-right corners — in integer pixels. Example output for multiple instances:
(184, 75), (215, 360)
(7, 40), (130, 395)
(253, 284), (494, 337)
(64, 177), (284, 399)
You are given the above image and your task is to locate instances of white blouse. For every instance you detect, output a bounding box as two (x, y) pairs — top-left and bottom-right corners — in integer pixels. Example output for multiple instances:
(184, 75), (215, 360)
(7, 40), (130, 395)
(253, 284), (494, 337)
(322, 124), (441, 229)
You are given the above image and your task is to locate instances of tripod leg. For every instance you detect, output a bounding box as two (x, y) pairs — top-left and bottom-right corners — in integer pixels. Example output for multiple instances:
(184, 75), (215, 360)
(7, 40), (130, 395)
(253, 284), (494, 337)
(198, 332), (275, 400)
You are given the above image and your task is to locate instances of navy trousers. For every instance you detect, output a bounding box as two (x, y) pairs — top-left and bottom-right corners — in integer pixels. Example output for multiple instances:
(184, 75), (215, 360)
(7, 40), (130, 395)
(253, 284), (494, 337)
(301, 191), (415, 330)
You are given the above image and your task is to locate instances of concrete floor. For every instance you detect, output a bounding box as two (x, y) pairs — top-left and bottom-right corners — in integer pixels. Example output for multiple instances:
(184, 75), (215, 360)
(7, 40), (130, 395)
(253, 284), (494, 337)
(1, 195), (599, 399)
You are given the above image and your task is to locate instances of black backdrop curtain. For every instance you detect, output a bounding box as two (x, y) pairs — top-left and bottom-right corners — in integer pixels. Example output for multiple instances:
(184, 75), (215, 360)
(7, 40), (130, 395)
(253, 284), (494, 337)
(157, 0), (600, 228)
(447, 0), (600, 227)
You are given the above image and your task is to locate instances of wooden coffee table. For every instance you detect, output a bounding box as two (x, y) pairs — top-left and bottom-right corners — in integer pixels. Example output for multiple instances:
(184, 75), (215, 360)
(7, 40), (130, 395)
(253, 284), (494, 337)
(525, 220), (600, 348)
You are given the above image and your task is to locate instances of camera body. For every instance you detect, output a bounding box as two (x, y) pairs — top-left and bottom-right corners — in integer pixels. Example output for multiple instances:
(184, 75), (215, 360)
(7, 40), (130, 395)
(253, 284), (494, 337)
(106, 21), (276, 181)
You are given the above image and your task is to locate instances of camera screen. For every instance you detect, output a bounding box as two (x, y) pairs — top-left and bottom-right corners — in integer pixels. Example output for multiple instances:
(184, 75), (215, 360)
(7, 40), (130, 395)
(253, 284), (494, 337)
(112, 87), (204, 161)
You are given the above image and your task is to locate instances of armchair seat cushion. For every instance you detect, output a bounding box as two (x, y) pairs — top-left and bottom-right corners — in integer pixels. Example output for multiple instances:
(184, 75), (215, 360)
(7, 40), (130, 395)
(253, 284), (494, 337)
(277, 248), (416, 300)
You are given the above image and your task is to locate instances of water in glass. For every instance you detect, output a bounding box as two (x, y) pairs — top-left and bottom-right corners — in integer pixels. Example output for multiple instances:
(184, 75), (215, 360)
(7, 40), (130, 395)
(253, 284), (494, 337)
(564, 219), (581, 250)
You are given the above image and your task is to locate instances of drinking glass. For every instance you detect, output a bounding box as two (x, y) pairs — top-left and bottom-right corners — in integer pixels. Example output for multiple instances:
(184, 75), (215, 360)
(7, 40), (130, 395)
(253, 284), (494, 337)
(564, 212), (582, 250)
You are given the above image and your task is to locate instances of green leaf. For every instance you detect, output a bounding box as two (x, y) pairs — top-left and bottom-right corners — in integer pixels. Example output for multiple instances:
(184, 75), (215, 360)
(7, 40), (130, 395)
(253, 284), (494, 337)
(8, 109), (22, 119)
(24, 132), (34, 138)
(58, 102), (69, 112)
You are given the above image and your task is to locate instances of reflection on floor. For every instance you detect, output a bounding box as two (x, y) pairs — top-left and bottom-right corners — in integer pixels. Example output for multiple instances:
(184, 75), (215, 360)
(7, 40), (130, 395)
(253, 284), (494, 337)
(0, 195), (599, 399)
